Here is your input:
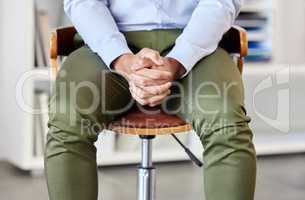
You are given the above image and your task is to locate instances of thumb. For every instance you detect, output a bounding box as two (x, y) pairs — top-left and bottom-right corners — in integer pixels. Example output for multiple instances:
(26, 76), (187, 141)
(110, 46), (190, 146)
(131, 57), (163, 71)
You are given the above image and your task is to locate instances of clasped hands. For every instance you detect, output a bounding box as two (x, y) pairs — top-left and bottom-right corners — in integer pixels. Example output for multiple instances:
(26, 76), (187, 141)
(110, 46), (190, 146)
(113, 48), (186, 107)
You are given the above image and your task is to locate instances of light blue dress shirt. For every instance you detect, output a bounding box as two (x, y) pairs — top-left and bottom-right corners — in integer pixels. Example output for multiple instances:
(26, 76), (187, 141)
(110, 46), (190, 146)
(64, 0), (241, 76)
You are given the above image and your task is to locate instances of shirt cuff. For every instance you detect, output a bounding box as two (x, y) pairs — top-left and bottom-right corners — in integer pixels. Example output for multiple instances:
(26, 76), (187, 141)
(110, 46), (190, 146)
(166, 40), (213, 78)
(95, 34), (133, 68)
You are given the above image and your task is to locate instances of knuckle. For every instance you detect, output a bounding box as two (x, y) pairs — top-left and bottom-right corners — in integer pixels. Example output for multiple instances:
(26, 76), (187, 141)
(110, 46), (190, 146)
(151, 89), (159, 95)
(148, 98), (157, 105)
(141, 80), (148, 86)
(161, 85), (167, 90)
(151, 87), (158, 95)
(142, 100), (148, 105)
(161, 84), (167, 91)
(139, 79), (145, 85)
(154, 88), (161, 95)
(135, 54), (142, 60)
(142, 48), (149, 52)
(153, 52), (159, 57)
(139, 92), (145, 99)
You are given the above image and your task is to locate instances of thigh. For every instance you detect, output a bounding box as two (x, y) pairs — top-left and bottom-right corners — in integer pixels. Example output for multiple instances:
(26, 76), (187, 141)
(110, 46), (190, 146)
(49, 46), (133, 138)
(164, 48), (247, 129)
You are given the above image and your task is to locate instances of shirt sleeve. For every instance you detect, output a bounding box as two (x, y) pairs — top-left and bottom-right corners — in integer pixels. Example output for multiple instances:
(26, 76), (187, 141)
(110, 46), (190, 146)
(166, 0), (242, 78)
(64, 0), (132, 68)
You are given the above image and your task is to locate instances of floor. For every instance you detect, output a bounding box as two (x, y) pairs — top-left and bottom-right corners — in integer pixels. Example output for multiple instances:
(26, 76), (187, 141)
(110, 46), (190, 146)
(0, 154), (305, 200)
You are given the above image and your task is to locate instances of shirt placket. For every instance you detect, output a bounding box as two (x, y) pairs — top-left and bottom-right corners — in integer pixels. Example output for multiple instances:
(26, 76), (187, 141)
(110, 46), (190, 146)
(153, 0), (163, 28)
(152, 0), (162, 51)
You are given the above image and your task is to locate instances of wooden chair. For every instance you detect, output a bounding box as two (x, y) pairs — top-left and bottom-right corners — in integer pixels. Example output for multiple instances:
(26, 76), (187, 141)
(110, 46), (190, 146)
(50, 26), (248, 200)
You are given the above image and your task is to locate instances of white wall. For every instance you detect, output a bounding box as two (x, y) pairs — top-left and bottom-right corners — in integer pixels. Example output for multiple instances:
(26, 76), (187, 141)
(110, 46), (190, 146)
(0, 0), (4, 160)
(0, 0), (35, 162)
(273, 0), (305, 64)
(36, 0), (71, 28)
(0, 0), (69, 163)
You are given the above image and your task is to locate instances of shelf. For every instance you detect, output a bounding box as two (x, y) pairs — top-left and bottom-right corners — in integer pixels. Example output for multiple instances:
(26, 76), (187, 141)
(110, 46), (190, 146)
(247, 31), (269, 42)
(254, 133), (305, 155)
(237, 1), (273, 62)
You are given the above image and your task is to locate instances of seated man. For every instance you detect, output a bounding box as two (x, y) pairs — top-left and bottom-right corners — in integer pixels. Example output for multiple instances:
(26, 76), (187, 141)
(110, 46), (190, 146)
(45, 0), (256, 200)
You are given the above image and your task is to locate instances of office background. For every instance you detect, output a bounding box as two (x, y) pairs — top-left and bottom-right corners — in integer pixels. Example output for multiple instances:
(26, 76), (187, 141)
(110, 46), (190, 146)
(0, 0), (305, 200)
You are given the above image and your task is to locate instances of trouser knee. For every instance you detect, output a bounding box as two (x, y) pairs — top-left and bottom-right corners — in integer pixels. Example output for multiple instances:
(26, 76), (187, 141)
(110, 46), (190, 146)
(45, 125), (98, 163)
(192, 108), (256, 165)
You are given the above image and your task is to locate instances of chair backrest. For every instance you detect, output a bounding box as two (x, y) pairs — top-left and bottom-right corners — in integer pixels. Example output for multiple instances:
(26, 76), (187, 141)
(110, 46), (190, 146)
(50, 26), (248, 76)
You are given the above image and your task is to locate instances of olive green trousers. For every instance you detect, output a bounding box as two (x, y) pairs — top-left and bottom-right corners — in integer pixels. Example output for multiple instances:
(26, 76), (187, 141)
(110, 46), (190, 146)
(45, 29), (256, 200)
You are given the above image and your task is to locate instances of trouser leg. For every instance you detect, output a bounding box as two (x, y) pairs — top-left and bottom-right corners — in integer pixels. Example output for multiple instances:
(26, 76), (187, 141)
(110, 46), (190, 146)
(125, 29), (257, 199)
(126, 29), (256, 199)
(45, 46), (133, 200)
(168, 48), (256, 200)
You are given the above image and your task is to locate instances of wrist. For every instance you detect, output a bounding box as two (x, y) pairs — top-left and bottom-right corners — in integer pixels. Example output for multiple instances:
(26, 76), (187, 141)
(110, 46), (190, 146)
(166, 57), (186, 79)
(112, 53), (134, 77)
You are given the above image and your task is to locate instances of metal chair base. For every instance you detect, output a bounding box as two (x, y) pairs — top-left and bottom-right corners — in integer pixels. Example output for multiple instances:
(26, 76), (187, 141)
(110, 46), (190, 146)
(138, 135), (156, 200)
(137, 134), (203, 200)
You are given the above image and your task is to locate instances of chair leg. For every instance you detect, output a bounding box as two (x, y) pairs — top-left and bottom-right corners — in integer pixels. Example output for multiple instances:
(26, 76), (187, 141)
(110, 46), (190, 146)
(138, 135), (156, 200)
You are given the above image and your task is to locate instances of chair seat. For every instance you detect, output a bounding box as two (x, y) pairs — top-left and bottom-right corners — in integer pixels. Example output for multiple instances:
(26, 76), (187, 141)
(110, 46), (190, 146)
(109, 106), (192, 136)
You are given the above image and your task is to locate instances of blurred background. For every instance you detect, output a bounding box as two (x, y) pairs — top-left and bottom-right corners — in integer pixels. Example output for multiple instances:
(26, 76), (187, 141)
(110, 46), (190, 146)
(0, 0), (305, 199)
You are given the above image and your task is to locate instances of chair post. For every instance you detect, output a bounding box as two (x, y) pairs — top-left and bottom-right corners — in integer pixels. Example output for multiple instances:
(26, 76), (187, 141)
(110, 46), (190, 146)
(138, 135), (156, 200)
(50, 31), (59, 80)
